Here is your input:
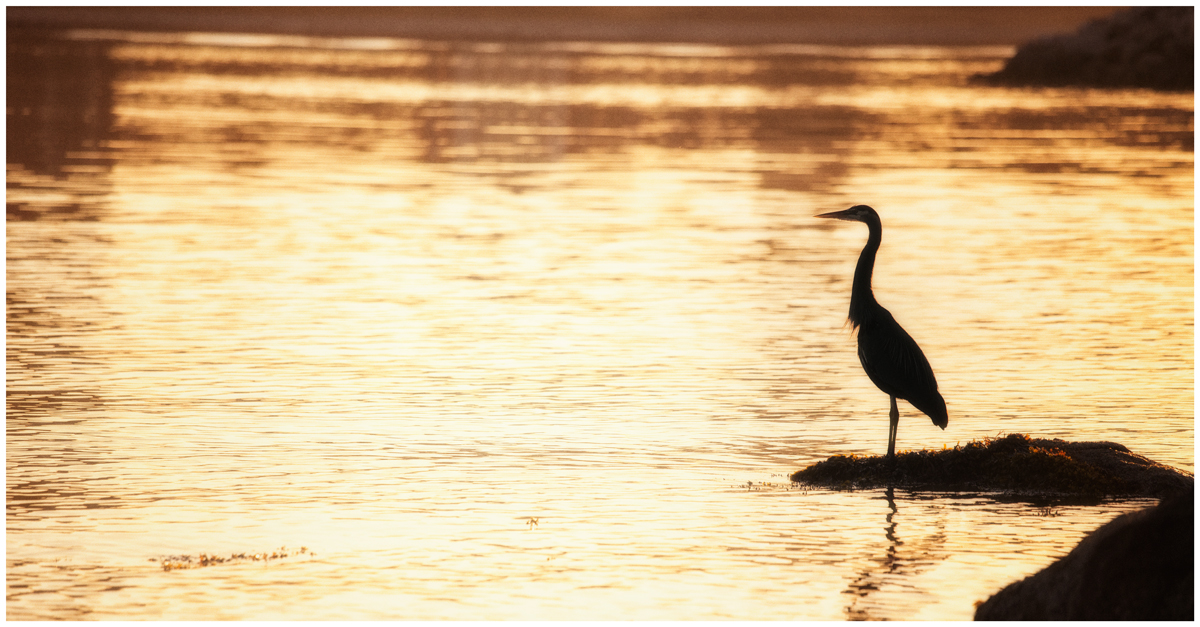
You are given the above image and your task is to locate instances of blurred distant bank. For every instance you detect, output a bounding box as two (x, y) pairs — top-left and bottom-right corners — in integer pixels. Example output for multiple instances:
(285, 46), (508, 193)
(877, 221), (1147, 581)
(8, 6), (1123, 46)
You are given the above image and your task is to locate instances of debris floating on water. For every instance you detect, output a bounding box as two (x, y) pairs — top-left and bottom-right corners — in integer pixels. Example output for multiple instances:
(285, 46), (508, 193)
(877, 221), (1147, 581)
(154, 546), (312, 571)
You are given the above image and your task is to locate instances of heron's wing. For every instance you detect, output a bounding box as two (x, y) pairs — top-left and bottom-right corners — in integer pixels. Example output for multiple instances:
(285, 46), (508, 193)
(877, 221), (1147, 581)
(856, 307), (942, 412)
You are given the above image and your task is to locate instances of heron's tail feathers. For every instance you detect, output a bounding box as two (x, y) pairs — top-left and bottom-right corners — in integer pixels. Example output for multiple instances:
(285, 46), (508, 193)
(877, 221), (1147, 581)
(908, 392), (948, 430)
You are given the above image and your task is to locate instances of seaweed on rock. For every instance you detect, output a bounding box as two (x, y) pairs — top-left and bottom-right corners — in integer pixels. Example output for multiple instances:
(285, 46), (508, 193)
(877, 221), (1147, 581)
(791, 433), (1191, 500)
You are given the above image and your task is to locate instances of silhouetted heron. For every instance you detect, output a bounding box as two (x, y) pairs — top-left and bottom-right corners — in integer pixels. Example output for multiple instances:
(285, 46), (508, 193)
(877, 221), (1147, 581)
(817, 205), (947, 459)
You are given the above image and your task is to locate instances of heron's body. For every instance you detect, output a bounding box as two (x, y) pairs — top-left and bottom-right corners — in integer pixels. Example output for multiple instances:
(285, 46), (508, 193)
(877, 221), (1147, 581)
(818, 204), (947, 459)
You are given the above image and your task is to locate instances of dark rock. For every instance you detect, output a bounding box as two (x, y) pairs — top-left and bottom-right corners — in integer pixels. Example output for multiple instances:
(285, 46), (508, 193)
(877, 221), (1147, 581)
(977, 6), (1193, 91)
(791, 433), (1193, 500)
(975, 492), (1194, 620)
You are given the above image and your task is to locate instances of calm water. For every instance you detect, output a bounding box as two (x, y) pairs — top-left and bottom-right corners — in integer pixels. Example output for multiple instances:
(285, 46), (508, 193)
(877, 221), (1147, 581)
(7, 29), (1193, 620)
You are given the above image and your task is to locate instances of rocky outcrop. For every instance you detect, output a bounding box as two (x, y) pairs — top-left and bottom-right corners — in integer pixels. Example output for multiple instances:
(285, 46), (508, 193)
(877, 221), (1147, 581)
(975, 492), (1193, 620)
(791, 433), (1193, 500)
(977, 6), (1193, 91)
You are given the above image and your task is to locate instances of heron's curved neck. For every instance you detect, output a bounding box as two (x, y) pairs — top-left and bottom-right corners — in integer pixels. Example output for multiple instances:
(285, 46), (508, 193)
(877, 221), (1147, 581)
(848, 216), (882, 328)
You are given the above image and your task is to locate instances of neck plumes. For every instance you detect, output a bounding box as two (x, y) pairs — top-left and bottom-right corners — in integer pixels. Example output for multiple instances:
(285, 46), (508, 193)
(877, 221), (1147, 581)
(848, 216), (882, 329)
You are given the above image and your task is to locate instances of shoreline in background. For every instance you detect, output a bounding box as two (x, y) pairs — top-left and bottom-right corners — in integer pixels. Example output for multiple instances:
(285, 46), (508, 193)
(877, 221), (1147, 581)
(8, 6), (1121, 46)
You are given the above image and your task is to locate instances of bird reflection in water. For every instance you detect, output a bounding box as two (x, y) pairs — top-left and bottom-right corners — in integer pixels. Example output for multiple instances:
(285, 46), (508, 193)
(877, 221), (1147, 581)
(842, 487), (948, 620)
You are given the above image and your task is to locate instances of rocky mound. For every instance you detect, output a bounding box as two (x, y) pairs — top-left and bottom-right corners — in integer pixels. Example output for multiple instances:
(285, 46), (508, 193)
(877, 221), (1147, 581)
(975, 492), (1193, 620)
(976, 6), (1193, 91)
(791, 433), (1192, 500)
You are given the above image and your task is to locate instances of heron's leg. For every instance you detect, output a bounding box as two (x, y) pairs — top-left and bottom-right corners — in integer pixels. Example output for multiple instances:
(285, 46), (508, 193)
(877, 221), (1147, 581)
(887, 395), (899, 459)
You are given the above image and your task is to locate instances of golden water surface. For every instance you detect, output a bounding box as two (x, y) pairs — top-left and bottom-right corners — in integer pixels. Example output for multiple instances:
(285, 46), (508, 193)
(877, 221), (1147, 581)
(7, 30), (1194, 620)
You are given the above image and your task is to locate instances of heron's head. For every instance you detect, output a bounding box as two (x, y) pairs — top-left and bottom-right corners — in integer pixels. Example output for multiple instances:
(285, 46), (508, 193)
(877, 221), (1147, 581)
(816, 204), (878, 223)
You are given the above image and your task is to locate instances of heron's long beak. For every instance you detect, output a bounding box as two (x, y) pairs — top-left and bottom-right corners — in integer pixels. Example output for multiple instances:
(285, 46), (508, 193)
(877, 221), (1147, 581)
(816, 208), (855, 221)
